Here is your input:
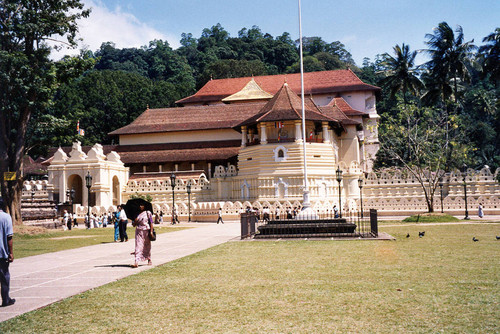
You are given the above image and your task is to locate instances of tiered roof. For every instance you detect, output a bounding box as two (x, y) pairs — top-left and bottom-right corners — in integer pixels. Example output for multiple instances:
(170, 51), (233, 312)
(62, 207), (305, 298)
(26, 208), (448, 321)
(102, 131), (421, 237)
(109, 102), (265, 136)
(328, 97), (367, 117)
(46, 141), (241, 164)
(238, 83), (338, 127)
(176, 69), (380, 105)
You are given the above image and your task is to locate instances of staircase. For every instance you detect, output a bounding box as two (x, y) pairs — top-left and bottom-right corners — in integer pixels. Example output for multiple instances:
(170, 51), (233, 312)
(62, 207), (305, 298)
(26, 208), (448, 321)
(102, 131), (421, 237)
(255, 218), (357, 239)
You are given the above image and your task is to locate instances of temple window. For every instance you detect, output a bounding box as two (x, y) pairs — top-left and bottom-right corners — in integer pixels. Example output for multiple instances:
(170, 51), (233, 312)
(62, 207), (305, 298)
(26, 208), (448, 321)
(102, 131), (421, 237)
(273, 146), (288, 162)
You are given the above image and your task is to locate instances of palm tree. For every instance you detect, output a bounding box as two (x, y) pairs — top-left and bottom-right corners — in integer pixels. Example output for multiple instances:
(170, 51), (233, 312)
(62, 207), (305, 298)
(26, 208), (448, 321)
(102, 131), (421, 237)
(424, 22), (476, 104)
(379, 43), (423, 104)
(478, 28), (500, 86)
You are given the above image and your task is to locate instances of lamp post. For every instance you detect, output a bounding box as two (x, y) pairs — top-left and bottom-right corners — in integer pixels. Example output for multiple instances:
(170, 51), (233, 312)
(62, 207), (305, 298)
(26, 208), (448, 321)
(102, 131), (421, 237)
(438, 178), (444, 213)
(85, 171), (92, 226)
(462, 164), (470, 220)
(336, 166), (343, 218)
(186, 180), (192, 222)
(31, 188), (36, 202)
(66, 188), (70, 204)
(358, 177), (364, 218)
(170, 172), (176, 224)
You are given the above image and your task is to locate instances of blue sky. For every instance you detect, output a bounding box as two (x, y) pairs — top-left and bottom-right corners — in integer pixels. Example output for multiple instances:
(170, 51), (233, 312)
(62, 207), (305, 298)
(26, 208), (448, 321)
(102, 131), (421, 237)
(56, 0), (500, 66)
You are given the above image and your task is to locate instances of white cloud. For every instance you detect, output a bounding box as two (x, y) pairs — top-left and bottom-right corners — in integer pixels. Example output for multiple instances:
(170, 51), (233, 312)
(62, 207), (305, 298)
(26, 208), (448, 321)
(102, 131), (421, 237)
(51, 0), (180, 59)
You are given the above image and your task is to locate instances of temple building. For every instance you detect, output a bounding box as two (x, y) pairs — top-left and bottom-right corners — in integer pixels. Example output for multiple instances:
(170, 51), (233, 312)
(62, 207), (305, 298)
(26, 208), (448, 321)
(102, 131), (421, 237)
(46, 69), (381, 215)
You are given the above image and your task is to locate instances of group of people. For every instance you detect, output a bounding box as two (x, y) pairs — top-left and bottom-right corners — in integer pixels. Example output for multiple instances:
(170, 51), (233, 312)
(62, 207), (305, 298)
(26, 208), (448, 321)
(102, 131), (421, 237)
(62, 210), (78, 230)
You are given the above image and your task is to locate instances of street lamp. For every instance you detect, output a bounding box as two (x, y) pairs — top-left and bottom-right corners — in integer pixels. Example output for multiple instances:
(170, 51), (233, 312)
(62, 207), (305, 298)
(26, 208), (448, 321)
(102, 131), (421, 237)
(438, 178), (444, 213)
(462, 164), (470, 220)
(31, 188), (36, 202)
(85, 171), (92, 226)
(186, 180), (192, 222)
(170, 172), (176, 224)
(336, 166), (343, 218)
(70, 188), (75, 204)
(358, 177), (364, 218)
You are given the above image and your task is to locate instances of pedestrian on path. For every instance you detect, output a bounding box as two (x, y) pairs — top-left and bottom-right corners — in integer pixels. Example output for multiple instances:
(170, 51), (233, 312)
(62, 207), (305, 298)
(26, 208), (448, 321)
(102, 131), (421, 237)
(118, 205), (129, 242)
(0, 198), (15, 307)
(478, 203), (484, 218)
(131, 204), (153, 268)
(113, 210), (120, 242)
(217, 208), (224, 224)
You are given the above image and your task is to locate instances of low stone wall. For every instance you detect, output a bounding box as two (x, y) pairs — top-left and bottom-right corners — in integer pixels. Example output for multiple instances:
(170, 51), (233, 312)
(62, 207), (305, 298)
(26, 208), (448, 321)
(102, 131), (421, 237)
(362, 167), (500, 216)
(25, 166), (500, 220)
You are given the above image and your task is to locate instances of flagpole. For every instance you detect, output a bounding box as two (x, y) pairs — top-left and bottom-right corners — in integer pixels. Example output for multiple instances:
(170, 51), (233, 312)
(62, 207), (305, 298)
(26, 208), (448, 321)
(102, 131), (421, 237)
(298, 0), (310, 210)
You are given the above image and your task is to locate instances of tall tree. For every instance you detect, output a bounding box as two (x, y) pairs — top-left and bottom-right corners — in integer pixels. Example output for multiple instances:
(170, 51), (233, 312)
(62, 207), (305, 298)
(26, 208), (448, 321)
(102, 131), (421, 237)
(376, 102), (468, 212)
(379, 44), (423, 104)
(478, 28), (500, 86)
(0, 0), (90, 224)
(423, 22), (476, 104)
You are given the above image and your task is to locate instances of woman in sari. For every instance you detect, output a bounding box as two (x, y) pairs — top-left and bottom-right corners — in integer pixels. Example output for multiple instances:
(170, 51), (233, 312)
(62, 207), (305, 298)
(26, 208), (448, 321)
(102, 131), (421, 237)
(131, 204), (153, 268)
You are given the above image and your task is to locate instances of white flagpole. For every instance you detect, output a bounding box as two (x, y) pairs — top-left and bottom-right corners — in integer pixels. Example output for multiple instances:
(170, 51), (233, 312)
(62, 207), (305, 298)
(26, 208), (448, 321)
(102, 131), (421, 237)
(298, 0), (310, 209)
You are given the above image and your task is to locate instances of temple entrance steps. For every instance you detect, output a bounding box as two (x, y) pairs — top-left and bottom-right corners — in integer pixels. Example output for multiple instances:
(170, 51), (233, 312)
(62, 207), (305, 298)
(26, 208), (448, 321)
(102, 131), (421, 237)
(254, 218), (357, 239)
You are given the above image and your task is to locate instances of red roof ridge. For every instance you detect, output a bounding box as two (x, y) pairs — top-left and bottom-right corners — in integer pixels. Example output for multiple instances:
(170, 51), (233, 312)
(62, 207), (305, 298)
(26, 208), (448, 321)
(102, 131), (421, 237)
(176, 70), (380, 105)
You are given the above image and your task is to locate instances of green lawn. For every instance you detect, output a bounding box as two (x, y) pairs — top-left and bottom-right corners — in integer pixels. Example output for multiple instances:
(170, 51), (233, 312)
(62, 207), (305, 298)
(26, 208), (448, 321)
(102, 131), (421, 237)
(1, 223), (499, 333)
(13, 226), (191, 259)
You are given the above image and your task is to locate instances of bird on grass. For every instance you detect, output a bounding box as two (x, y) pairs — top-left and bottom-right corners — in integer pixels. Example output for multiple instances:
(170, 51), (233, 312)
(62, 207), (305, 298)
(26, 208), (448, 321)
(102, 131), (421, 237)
(418, 231), (425, 238)
(496, 236), (500, 240)
(472, 237), (479, 242)
(406, 233), (410, 238)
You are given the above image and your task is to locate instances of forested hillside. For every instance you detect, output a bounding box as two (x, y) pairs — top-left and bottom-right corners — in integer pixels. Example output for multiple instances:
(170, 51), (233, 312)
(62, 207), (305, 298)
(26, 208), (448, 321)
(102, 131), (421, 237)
(29, 23), (500, 171)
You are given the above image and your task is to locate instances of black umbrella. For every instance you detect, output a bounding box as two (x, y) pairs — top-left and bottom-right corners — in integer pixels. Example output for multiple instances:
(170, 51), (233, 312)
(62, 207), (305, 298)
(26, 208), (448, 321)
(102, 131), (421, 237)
(124, 198), (153, 221)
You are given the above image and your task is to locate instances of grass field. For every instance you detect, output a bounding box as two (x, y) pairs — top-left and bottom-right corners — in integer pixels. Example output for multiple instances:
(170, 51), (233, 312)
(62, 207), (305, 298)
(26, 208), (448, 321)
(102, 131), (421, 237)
(1, 223), (499, 333)
(13, 225), (191, 259)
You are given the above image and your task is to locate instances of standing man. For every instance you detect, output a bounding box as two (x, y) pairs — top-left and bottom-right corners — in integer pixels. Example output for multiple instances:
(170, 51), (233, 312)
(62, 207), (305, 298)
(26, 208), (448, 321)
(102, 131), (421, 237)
(217, 208), (224, 224)
(0, 198), (15, 307)
(118, 205), (128, 242)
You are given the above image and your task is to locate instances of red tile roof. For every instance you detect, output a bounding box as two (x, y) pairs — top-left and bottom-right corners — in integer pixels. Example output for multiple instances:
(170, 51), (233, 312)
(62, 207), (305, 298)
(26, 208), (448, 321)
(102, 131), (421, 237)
(109, 103), (266, 136)
(328, 97), (367, 117)
(46, 141), (241, 165)
(319, 106), (360, 126)
(177, 69), (380, 105)
(238, 83), (339, 127)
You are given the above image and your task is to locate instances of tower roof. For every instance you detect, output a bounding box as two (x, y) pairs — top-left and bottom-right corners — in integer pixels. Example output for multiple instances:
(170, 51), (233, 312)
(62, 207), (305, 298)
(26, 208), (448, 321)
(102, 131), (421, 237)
(238, 82), (340, 127)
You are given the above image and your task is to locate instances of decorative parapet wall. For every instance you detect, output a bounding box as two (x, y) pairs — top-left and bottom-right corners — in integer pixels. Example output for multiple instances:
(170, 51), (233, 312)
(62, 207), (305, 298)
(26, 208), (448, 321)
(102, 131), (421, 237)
(362, 167), (500, 216)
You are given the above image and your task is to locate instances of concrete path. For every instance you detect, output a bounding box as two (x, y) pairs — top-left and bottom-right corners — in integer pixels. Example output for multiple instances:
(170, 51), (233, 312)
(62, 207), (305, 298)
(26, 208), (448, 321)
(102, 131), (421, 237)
(0, 222), (240, 322)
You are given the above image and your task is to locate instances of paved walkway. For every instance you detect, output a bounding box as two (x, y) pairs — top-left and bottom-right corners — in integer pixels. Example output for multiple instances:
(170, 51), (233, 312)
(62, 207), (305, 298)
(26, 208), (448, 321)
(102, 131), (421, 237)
(0, 222), (240, 322)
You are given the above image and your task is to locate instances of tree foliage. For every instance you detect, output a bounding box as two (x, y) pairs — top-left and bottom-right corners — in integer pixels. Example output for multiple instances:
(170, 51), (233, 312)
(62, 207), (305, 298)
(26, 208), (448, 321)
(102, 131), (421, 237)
(0, 0), (90, 223)
(376, 102), (468, 212)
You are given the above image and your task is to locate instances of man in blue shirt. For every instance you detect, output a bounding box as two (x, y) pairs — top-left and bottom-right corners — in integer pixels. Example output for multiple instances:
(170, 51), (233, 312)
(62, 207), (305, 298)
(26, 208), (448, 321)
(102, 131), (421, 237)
(0, 198), (15, 307)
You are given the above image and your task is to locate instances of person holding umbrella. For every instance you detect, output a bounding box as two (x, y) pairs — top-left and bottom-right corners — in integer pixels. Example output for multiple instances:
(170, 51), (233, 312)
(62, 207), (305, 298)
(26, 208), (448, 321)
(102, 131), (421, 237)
(125, 199), (154, 268)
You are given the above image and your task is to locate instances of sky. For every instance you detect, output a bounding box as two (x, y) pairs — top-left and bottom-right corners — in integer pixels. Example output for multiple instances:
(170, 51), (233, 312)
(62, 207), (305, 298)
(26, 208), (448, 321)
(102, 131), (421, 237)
(53, 0), (500, 66)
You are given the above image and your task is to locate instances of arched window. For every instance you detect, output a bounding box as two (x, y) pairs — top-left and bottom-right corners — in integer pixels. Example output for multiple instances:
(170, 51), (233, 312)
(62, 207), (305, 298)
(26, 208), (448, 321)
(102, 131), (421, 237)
(273, 145), (288, 162)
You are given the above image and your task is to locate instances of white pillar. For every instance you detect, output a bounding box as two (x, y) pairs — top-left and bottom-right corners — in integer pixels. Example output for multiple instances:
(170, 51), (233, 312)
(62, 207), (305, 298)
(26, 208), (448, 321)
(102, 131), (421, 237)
(295, 121), (302, 142)
(322, 122), (330, 143)
(191, 163), (195, 171)
(241, 126), (247, 147)
(260, 123), (267, 144)
(175, 164), (178, 172)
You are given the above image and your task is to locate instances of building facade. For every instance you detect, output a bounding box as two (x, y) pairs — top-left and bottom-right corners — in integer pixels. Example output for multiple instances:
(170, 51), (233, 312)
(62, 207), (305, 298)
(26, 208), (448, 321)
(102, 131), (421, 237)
(47, 70), (380, 216)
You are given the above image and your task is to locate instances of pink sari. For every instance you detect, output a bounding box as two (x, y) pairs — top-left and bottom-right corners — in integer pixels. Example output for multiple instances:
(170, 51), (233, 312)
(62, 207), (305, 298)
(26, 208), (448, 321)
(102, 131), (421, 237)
(134, 210), (151, 263)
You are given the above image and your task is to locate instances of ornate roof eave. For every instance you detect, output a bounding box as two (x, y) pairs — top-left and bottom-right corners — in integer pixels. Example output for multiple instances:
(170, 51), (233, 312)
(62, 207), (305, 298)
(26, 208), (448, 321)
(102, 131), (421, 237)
(221, 78), (273, 103)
